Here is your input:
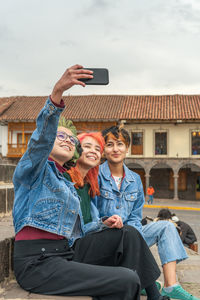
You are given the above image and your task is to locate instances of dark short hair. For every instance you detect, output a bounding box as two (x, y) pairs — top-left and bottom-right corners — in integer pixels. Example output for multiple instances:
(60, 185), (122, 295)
(157, 208), (172, 220)
(102, 125), (130, 147)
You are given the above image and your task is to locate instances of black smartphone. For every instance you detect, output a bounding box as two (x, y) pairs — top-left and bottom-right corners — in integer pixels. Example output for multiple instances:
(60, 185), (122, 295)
(80, 68), (109, 85)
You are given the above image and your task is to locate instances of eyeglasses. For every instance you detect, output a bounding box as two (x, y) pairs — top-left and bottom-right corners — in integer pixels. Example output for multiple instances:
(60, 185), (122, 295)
(56, 131), (78, 146)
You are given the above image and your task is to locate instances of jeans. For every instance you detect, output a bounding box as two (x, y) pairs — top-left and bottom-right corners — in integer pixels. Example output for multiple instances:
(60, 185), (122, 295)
(142, 220), (188, 266)
(148, 195), (154, 204)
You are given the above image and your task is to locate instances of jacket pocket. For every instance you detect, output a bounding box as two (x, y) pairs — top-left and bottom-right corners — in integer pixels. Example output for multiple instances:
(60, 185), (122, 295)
(124, 192), (137, 211)
(100, 189), (115, 200)
(32, 198), (63, 226)
(125, 192), (137, 202)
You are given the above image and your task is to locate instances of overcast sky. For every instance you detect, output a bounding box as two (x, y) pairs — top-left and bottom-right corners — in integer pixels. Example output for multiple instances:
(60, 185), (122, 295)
(1, 0), (200, 97)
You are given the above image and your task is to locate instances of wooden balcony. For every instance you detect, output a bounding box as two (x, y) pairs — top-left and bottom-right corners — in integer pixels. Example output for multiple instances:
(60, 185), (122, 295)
(7, 144), (27, 158)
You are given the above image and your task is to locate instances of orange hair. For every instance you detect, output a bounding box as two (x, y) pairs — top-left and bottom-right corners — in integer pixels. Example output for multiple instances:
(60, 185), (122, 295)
(67, 132), (105, 197)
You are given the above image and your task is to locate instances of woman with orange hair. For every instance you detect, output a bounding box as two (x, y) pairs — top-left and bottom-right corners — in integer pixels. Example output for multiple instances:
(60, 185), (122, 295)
(65, 131), (167, 300)
(65, 131), (124, 230)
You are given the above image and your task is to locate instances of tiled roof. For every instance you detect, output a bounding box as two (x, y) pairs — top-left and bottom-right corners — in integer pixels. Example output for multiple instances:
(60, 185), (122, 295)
(0, 96), (47, 121)
(0, 97), (16, 116)
(0, 94), (200, 121)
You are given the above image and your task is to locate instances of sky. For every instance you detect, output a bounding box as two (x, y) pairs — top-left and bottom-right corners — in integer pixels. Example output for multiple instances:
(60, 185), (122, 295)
(1, 0), (200, 97)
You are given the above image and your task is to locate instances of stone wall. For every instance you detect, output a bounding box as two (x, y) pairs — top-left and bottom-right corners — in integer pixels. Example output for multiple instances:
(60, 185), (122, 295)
(0, 187), (14, 214)
(0, 165), (16, 183)
(0, 238), (14, 282)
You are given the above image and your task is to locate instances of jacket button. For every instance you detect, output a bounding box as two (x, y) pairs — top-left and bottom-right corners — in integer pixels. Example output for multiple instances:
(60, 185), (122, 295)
(116, 205), (120, 209)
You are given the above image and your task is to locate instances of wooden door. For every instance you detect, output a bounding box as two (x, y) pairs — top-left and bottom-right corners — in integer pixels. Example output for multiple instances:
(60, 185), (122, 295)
(196, 173), (200, 200)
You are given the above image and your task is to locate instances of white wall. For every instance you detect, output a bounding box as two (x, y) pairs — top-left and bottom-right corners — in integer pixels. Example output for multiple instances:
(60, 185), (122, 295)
(125, 122), (200, 158)
(1, 125), (8, 157)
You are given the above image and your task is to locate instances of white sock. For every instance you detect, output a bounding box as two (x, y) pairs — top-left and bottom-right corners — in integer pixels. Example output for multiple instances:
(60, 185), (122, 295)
(163, 284), (179, 293)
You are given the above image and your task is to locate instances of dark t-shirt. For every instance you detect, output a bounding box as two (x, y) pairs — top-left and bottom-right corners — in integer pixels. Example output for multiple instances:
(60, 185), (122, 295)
(64, 172), (92, 225)
(178, 220), (197, 245)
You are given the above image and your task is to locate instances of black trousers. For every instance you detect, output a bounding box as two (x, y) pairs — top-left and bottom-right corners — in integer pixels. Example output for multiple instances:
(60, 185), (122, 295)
(14, 226), (160, 299)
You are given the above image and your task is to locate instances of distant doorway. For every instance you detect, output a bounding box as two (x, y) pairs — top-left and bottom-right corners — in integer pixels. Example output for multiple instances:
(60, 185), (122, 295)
(196, 174), (200, 200)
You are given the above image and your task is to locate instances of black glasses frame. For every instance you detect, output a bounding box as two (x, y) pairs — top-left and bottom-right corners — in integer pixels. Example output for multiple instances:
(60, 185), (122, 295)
(57, 131), (78, 146)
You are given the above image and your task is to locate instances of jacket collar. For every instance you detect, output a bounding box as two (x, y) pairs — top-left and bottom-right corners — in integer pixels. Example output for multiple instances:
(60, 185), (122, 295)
(48, 160), (76, 188)
(101, 160), (136, 182)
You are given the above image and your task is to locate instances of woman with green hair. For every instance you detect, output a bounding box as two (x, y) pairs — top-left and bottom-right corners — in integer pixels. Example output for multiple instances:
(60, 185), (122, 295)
(58, 117), (82, 169)
(12, 65), (140, 300)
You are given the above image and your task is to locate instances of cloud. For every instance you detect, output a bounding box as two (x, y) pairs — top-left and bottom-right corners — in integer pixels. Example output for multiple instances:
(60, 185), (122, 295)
(60, 40), (77, 47)
(0, 0), (200, 96)
(80, 0), (115, 15)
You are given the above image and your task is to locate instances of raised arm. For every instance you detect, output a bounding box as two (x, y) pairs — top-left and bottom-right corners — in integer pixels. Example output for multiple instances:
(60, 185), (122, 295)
(51, 64), (93, 104)
(13, 65), (93, 186)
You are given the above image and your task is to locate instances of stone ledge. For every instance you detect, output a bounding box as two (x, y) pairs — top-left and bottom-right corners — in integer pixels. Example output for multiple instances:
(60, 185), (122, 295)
(0, 238), (14, 283)
(0, 165), (16, 183)
(0, 187), (14, 215)
(0, 280), (93, 300)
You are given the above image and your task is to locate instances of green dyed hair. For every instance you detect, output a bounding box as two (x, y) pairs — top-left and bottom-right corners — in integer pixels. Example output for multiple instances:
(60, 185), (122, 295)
(58, 117), (77, 136)
(58, 116), (81, 168)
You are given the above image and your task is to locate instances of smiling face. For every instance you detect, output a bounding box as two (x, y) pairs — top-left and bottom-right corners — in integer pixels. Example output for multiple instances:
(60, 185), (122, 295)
(50, 126), (76, 166)
(77, 136), (101, 170)
(103, 136), (128, 165)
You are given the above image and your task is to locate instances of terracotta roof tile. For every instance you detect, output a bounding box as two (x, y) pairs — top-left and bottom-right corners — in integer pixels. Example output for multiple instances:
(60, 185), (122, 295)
(0, 94), (200, 121)
(0, 96), (46, 120)
(0, 97), (16, 116)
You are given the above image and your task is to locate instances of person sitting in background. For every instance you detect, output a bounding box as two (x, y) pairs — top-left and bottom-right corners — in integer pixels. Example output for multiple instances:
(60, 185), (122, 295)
(172, 214), (197, 248)
(154, 209), (181, 234)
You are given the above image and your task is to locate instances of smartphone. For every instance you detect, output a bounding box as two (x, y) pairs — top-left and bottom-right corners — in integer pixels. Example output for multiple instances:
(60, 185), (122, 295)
(80, 68), (109, 85)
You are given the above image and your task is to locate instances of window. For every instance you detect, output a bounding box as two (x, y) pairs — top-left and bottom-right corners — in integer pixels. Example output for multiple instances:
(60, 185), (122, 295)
(191, 131), (200, 155)
(17, 133), (32, 145)
(155, 132), (167, 155)
(131, 132), (143, 155)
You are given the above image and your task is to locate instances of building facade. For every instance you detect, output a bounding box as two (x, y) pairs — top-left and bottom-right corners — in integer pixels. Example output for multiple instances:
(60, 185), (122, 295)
(124, 122), (200, 201)
(0, 94), (200, 201)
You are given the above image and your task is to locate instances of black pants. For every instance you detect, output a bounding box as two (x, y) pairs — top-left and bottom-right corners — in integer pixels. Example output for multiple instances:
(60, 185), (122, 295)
(14, 226), (159, 299)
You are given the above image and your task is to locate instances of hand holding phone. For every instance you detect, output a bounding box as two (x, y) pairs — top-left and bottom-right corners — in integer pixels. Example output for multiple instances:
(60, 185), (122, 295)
(79, 68), (109, 85)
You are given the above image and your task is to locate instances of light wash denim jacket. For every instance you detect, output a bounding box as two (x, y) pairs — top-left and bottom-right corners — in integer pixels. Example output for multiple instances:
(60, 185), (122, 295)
(13, 98), (103, 246)
(93, 161), (145, 236)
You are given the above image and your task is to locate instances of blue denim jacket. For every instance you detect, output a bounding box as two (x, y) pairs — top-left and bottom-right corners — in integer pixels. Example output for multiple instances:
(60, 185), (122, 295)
(13, 98), (103, 246)
(93, 161), (145, 235)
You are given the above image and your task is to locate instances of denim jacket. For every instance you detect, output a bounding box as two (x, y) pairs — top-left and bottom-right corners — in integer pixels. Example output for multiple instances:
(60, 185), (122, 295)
(13, 98), (103, 246)
(93, 161), (145, 235)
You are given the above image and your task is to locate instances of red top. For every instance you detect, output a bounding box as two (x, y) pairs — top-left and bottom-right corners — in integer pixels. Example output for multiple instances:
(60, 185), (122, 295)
(147, 187), (155, 195)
